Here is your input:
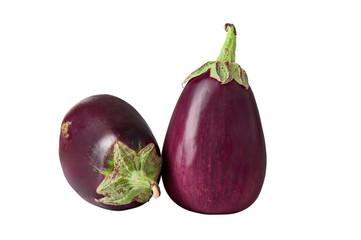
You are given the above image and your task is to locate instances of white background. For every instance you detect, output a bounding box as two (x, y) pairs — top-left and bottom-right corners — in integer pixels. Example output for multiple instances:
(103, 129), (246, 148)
(1, 0), (360, 239)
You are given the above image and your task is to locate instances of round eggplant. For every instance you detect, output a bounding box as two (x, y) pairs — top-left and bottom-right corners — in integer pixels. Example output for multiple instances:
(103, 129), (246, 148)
(59, 94), (162, 210)
(162, 24), (266, 214)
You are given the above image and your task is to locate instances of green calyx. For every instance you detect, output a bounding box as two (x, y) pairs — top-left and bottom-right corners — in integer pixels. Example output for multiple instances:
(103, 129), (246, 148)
(95, 141), (162, 206)
(183, 23), (249, 89)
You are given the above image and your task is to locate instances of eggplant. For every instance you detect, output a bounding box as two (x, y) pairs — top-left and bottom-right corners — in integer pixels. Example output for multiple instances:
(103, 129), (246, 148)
(162, 24), (266, 214)
(59, 94), (162, 210)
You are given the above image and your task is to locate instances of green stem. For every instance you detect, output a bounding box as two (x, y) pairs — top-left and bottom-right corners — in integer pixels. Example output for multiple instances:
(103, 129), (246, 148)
(183, 23), (248, 88)
(216, 23), (237, 62)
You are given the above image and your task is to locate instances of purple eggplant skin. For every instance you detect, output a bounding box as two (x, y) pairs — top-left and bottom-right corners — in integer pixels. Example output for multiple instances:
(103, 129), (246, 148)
(162, 72), (266, 214)
(59, 94), (160, 210)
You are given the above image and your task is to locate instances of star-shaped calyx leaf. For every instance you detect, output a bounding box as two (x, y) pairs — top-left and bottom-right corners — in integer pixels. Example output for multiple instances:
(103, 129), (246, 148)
(95, 141), (162, 206)
(183, 61), (249, 88)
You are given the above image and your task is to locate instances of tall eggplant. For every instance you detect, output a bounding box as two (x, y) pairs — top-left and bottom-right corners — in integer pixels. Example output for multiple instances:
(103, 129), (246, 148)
(59, 94), (162, 210)
(162, 24), (266, 214)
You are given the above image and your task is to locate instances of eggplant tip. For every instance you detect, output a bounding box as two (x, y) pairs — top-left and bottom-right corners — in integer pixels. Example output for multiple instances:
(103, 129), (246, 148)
(224, 23), (237, 35)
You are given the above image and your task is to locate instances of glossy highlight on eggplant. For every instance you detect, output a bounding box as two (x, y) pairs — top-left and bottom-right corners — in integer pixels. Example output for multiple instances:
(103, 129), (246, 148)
(162, 24), (266, 214)
(59, 94), (162, 210)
